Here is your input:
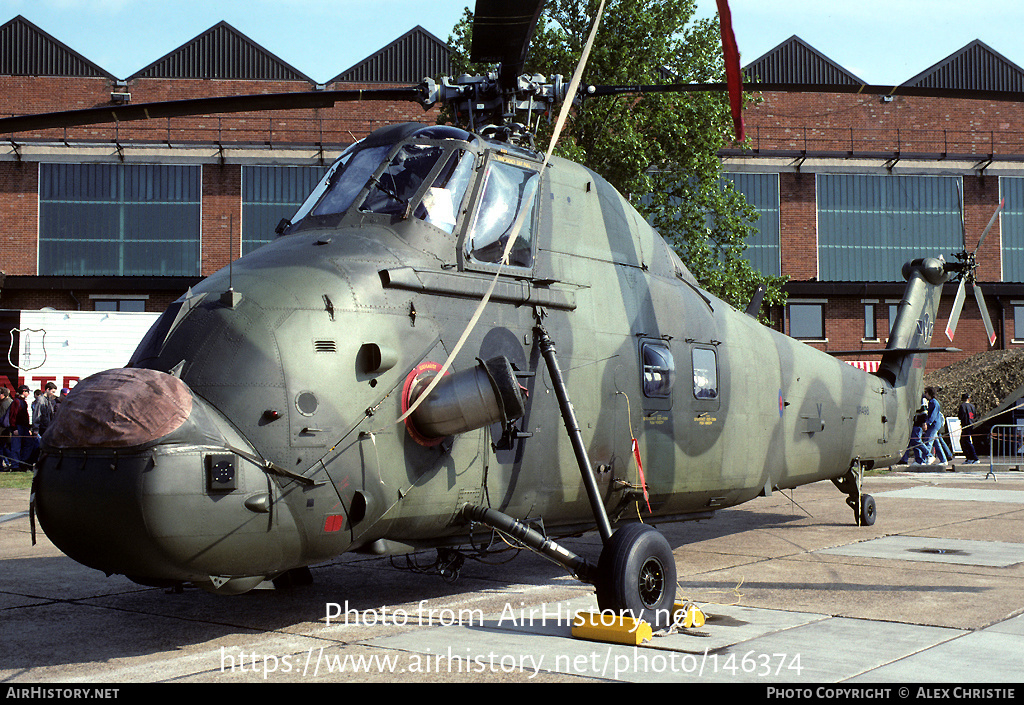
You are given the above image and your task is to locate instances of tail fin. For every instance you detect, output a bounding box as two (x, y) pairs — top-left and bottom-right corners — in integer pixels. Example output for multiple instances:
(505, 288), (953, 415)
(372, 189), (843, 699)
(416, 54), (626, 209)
(877, 258), (949, 395)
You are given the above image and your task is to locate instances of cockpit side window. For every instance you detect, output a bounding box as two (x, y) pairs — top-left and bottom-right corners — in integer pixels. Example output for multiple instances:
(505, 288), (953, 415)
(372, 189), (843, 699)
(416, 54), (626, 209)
(359, 143), (445, 217)
(415, 150), (474, 234)
(465, 158), (539, 269)
(308, 144), (391, 218)
(282, 148), (352, 232)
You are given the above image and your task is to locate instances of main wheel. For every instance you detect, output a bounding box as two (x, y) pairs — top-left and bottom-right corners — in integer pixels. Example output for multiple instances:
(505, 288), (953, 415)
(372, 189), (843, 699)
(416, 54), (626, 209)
(595, 523), (677, 630)
(857, 494), (877, 526)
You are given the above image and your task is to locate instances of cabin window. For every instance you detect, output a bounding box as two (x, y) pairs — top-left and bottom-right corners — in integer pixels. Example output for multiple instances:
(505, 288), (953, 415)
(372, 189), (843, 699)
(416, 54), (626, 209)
(692, 348), (718, 399)
(466, 158), (539, 268)
(641, 342), (674, 399)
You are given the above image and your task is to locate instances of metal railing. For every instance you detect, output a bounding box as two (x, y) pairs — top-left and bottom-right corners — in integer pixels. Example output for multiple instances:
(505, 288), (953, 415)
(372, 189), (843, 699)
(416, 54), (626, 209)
(986, 424), (1024, 477)
(725, 125), (1024, 162)
(5, 117), (1024, 161)
(1, 114), (404, 149)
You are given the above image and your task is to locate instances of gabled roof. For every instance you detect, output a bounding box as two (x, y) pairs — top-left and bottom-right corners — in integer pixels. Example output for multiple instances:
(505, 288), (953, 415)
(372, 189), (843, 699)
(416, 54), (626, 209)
(331, 26), (450, 84)
(742, 35), (864, 85)
(129, 21), (313, 82)
(0, 15), (114, 78)
(904, 40), (1024, 92)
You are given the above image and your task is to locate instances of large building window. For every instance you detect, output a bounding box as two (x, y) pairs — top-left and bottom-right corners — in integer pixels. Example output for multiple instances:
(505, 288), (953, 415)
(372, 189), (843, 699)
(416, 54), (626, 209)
(242, 165), (328, 255)
(817, 174), (962, 282)
(39, 163), (201, 276)
(788, 301), (826, 340)
(721, 172), (781, 276)
(1001, 178), (1024, 281)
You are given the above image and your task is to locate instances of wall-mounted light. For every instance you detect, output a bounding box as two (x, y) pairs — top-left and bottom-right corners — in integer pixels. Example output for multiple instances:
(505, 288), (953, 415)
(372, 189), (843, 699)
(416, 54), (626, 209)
(879, 94), (894, 103)
(110, 92), (131, 104)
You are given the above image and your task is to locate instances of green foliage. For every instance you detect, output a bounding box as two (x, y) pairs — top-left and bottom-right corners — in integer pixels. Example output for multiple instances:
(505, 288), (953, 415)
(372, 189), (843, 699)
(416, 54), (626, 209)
(447, 0), (787, 315)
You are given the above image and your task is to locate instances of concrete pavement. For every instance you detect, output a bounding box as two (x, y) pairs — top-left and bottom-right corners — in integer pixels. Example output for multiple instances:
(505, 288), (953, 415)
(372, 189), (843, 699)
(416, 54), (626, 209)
(1, 467), (1023, 684)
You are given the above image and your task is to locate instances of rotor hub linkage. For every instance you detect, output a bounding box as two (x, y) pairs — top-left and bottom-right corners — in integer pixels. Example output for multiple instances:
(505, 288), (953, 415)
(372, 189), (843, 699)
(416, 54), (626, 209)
(419, 73), (570, 145)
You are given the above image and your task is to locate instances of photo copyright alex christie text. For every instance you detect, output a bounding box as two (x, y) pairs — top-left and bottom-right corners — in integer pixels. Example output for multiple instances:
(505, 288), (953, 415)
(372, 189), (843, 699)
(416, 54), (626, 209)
(766, 687), (1017, 700)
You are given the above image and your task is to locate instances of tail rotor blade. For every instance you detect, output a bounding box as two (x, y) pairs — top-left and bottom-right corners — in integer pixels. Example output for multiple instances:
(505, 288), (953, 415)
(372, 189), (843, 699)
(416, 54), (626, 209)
(974, 198), (1005, 255)
(972, 281), (997, 347)
(945, 277), (967, 341)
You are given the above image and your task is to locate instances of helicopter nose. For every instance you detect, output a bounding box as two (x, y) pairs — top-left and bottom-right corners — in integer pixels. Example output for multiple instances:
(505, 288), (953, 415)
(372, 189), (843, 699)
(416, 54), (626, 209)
(34, 368), (311, 591)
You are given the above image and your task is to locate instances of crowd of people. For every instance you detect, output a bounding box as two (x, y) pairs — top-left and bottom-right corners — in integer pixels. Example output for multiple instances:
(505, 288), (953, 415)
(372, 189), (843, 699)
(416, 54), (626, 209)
(0, 382), (69, 471)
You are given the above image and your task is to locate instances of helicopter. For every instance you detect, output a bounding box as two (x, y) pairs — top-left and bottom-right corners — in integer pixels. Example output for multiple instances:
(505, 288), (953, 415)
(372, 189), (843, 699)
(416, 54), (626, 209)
(2, 0), (998, 630)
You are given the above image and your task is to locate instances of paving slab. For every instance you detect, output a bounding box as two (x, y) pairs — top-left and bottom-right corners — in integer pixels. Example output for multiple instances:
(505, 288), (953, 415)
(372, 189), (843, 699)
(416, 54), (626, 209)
(1, 472), (1023, 684)
(818, 536), (1024, 567)
(875, 486), (1024, 503)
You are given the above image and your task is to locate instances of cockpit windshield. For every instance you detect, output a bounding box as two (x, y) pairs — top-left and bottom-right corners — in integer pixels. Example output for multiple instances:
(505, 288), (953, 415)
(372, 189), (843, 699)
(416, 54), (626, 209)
(284, 125), (477, 235)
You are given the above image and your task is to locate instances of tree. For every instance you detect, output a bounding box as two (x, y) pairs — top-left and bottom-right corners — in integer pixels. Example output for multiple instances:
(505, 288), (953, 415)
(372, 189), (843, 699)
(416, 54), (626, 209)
(447, 0), (786, 317)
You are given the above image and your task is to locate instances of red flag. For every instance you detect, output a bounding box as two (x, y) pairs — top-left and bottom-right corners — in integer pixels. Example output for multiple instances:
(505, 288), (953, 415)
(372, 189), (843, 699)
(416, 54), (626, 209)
(631, 438), (652, 512)
(715, 0), (744, 142)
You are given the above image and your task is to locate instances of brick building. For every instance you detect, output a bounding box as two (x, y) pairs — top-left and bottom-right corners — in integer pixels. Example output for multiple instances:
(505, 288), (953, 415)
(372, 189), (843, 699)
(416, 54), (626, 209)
(728, 36), (1024, 373)
(2, 17), (1023, 380)
(0, 16), (446, 317)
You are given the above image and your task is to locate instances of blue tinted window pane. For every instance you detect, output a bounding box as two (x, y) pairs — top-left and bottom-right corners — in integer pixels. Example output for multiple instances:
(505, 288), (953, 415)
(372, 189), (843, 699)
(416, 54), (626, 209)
(242, 165), (327, 255)
(39, 163), (200, 276)
(721, 173), (781, 276)
(1002, 178), (1024, 281)
(817, 174), (961, 282)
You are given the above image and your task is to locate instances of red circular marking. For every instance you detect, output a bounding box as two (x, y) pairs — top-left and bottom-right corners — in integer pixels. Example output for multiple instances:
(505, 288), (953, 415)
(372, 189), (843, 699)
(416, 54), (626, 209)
(401, 361), (448, 447)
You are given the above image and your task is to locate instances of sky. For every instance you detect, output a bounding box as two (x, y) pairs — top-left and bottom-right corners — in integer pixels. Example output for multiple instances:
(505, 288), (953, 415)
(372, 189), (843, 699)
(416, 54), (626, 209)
(4, 0), (1024, 86)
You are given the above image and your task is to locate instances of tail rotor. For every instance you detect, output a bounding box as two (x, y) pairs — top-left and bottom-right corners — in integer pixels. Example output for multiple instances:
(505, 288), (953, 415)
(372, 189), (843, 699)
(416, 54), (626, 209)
(945, 189), (1003, 346)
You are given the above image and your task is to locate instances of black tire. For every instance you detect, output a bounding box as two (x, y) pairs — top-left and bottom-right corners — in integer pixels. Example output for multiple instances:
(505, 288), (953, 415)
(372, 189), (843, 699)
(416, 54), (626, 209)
(857, 494), (877, 526)
(595, 523), (677, 630)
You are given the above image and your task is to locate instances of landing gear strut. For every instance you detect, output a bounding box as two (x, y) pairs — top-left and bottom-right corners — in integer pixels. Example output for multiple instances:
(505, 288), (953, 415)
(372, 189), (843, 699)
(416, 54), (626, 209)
(461, 326), (680, 630)
(833, 462), (876, 526)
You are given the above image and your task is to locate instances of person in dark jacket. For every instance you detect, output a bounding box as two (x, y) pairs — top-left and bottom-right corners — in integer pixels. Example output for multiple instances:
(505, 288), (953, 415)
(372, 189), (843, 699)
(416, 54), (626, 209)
(8, 385), (35, 467)
(0, 387), (12, 470)
(958, 393), (979, 463)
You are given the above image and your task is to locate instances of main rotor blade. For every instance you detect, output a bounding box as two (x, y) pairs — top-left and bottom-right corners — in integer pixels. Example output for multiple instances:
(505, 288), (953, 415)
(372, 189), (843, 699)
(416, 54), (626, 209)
(582, 81), (1024, 104)
(471, 0), (545, 89)
(973, 281), (997, 347)
(715, 0), (744, 142)
(974, 197), (1006, 255)
(945, 277), (967, 342)
(0, 87), (421, 134)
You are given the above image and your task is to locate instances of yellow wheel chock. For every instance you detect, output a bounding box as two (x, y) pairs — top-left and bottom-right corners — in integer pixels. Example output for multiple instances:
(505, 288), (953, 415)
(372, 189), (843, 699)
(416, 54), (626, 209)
(571, 611), (654, 645)
(571, 602), (706, 644)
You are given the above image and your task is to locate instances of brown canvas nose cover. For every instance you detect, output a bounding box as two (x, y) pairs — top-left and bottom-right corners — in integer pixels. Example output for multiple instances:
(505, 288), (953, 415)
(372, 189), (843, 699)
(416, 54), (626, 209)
(44, 368), (193, 449)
